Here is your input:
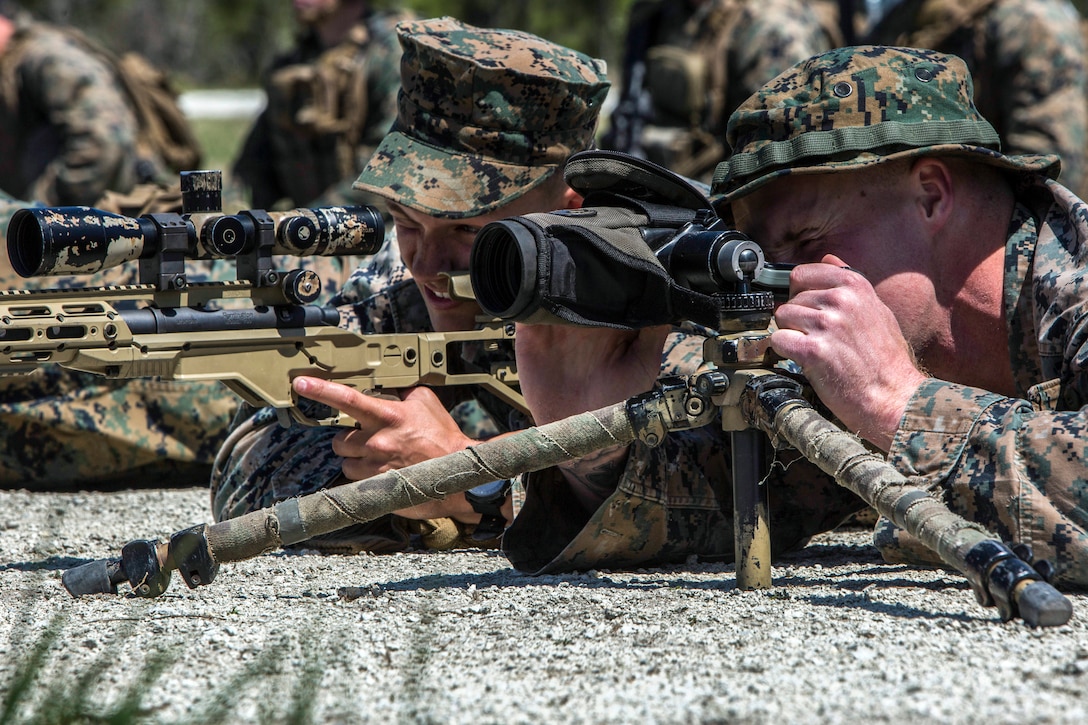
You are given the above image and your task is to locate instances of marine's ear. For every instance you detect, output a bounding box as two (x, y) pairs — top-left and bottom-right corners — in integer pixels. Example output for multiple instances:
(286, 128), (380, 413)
(910, 156), (955, 232)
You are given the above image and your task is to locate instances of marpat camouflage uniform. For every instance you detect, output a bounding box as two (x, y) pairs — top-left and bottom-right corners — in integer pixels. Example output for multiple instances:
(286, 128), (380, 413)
(873, 176), (1088, 588)
(211, 18), (612, 553)
(866, 0), (1088, 198)
(209, 233), (523, 551)
(231, 8), (408, 210)
(712, 45), (1088, 588)
(601, 0), (840, 180)
(0, 16), (153, 206)
(215, 18), (865, 568)
(0, 190), (360, 490)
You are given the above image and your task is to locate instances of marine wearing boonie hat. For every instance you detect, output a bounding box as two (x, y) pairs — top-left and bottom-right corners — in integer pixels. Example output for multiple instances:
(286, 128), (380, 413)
(353, 16), (611, 219)
(711, 45), (1062, 204)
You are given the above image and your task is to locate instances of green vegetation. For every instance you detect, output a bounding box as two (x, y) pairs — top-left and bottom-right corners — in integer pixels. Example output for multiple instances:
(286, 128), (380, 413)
(189, 118), (251, 174)
(0, 613), (329, 725)
(16, 0), (1088, 89)
(18, 0), (638, 87)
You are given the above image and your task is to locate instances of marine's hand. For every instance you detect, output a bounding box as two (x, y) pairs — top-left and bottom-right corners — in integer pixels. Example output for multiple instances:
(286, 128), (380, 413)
(292, 375), (492, 523)
(291, 376), (473, 481)
(770, 254), (927, 451)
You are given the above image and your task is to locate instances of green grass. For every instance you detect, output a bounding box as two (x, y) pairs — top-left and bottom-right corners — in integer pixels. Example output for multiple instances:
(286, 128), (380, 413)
(188, 118), (252, 176)
(0, 612), (325, 725)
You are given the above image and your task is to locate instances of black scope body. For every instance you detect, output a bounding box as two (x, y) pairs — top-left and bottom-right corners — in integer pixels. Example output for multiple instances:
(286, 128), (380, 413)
(469, 208), (772, 330)
(7, 205), (385, 278)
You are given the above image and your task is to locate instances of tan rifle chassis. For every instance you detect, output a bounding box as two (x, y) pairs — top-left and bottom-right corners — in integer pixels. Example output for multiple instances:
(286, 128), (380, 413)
(0, 280), (524, 427)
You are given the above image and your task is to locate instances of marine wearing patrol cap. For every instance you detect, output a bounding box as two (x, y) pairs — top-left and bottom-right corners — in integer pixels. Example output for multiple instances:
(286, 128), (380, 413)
(354, 16), (611, 218)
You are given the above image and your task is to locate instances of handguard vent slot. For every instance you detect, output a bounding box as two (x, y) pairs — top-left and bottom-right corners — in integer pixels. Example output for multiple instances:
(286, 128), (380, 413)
(6, 305), (53, 318)
(47, 325), (87, 340)
(60, 303), (109, 315)
(9, 351), (53, 363)
(0, 328), (33, 342)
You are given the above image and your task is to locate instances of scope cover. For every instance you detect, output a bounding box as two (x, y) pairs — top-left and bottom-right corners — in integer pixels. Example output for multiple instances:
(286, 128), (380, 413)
(471, 204), (719, 329)
(563, 149), (712, 211)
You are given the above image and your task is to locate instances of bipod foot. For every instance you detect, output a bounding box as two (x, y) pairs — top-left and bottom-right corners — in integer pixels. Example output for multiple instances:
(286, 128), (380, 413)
(61, 524), (219, 599)
(965, 540), (1073, 627)
(61, 557), (125, 596)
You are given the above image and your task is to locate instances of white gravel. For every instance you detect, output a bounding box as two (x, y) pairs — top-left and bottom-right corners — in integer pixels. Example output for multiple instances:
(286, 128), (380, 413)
(2, 487), (1087, 724)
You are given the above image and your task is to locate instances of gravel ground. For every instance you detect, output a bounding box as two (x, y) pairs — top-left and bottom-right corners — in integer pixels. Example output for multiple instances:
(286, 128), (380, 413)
(2, 486), (1087, 724)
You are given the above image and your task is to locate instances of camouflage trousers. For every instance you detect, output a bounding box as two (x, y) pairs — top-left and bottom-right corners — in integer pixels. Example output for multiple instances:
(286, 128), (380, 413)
(503, 427), (867, 574)
(0, 368), (236, 490)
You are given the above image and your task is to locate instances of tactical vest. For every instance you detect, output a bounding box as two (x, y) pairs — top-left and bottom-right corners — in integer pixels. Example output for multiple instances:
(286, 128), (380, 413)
(635, 0), (842, 179)
(265, 23), (371, 187)
(635, 0), (745, 177)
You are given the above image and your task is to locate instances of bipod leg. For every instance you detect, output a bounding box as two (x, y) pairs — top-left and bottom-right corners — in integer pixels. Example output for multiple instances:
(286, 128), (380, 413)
(732, 428), (771, 589)
(743, 379), (1074, 627)
(63, 401), (645, 597)
(62, 524), (218, 598)
(63, 378), (718, 599)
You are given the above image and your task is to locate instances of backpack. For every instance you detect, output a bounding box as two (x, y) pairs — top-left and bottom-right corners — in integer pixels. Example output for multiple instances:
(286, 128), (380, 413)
(111, 51), (203, 175)
(1, 21), (202, 179)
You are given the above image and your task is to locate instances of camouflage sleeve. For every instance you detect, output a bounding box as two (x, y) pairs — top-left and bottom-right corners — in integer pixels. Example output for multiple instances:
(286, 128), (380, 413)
(726, 0), (835, 114)
(986, 0), (1088, 196)
(209, 232), (440, 521)
(17, 28), (140, 205)
(879, 183), (1088, 587)
(887, 379), (1088, 588)
(209, 240), (404, 518)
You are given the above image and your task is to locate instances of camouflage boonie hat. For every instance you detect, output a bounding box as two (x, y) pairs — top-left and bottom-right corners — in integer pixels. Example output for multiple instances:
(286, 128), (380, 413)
(354, 16), (611, 219)
(711, 46), (1061, 202)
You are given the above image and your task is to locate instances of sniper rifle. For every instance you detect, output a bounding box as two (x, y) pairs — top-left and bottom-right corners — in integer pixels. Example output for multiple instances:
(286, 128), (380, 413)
(1, 170), (524, 430)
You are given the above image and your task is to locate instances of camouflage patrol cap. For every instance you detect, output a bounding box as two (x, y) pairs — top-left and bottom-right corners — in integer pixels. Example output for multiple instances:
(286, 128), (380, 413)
(353, 16), (611, 219)
(711, 46), (1061, 203)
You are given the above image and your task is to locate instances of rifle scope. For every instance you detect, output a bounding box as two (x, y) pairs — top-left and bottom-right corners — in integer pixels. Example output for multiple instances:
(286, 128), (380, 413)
(7, 205), (385, 278)
(469, 209), (767, 329)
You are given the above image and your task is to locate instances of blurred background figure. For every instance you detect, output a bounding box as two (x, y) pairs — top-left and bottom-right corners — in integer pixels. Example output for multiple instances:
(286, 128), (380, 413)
(865, 0), (1088, 197)
(231, 0), (411, 210)
(0, 2), (226, 492)
(0, 1), (200, 206)
(600, 0), (844, 181)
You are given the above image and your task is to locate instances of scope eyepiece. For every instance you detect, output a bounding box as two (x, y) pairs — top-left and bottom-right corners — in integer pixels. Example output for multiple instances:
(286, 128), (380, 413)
(470, 220), (540, 321)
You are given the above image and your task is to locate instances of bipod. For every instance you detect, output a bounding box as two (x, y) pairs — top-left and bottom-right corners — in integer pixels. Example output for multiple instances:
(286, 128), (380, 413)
(61, 362), (1072, 625)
